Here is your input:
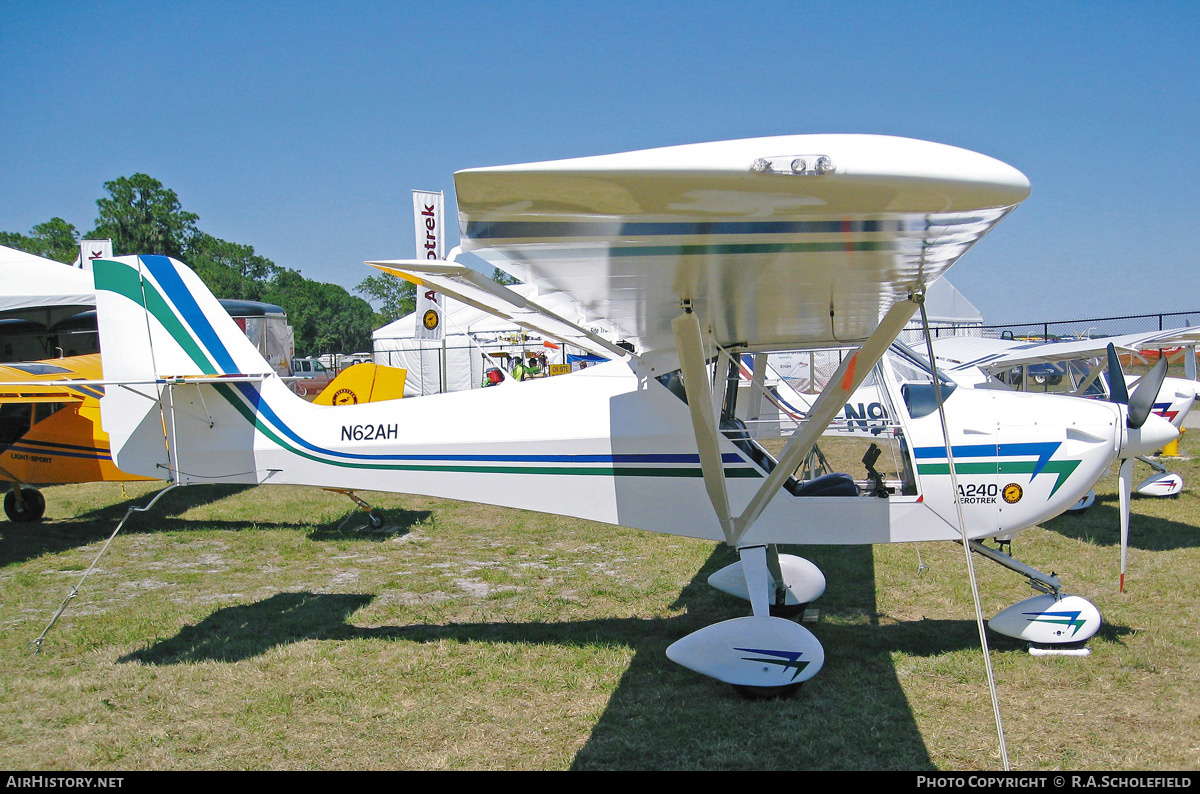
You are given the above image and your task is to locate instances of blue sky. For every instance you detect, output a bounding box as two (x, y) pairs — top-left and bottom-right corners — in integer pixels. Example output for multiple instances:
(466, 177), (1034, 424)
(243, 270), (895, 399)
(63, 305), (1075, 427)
(2, 1), (1197, 323)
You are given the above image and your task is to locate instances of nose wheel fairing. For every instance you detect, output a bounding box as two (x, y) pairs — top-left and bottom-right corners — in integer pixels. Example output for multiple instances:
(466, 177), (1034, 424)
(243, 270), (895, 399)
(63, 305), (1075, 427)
(989, 594), (1101, 647)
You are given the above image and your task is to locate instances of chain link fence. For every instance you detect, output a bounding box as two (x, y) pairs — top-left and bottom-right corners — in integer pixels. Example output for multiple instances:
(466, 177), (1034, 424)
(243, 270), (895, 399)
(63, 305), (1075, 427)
(925, 310), (1200, 343)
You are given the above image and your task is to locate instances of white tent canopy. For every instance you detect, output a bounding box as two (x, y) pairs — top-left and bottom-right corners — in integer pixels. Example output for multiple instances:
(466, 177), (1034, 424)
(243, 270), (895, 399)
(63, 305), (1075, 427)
(0, 245), (95, 327)
(372, 284), (613, 396)
(921, 277), (983, 326)
(373, 285), (541, 396)
(0, 245), (296, 370)
(898, 277), (984, 344)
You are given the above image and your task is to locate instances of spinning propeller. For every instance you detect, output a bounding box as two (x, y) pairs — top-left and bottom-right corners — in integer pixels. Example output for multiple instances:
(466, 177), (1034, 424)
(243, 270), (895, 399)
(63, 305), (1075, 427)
(1106, 343), (1174, 592)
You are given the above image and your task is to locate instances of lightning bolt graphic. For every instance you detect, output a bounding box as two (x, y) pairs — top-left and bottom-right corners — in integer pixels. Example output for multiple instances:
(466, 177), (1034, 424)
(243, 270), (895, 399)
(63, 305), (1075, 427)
(1023, 609), (1087, 637)
(734, 647), (812, 681)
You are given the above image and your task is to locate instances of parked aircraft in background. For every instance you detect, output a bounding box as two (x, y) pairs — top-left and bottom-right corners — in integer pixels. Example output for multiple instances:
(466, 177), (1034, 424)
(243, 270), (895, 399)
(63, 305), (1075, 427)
(0, 354), (152, 521)
(930, 329), (1200, 434)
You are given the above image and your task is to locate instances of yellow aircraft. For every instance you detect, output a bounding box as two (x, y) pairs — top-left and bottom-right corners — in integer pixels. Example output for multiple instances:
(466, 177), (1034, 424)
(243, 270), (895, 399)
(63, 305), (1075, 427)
(310, 361), (407, 406)
(0, 354), (149, 521)
(0, 355), (406, 522)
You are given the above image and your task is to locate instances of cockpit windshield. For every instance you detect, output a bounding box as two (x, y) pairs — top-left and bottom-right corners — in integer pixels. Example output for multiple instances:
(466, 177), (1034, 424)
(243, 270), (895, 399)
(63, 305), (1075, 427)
(890, 340), (957, 386)
(886, 341), (958, 419)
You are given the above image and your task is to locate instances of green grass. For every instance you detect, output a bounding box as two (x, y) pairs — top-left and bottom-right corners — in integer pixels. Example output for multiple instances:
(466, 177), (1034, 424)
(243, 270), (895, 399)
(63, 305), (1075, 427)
(1, 432), (1198, 771)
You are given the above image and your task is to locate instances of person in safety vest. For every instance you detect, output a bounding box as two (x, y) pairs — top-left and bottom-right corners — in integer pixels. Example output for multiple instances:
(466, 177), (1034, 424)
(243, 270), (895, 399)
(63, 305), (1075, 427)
(511, 354), (528, 382)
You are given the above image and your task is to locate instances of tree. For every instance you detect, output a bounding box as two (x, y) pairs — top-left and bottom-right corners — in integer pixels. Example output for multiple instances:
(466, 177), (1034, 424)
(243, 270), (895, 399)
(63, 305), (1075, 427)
(0, 217), (80, 263)
(492, 267), (520, 286)
(2, 171), (385, 356)
(267, 270), (376, 355)
(356, 272), (415, 324)
(0, 231), (33, 253)
(187, 232), (279, 301)
(30, 218), (81, 263)
(89, 173), (198, 257)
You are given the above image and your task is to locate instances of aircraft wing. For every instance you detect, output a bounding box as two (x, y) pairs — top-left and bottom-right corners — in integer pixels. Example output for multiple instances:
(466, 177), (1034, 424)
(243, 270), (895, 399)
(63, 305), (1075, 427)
(934, 328), (1200, 370)
(365, 259), (629, 358)
(454, 134), (1031, 358)
(0, 355), (105, 403)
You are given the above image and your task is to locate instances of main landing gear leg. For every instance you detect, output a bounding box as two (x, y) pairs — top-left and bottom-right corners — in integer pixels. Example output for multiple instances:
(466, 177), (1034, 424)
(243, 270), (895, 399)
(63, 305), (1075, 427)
(666, 545), (825, 698)
(968, 540), (1101, 651)
(706, 544), (827, 617)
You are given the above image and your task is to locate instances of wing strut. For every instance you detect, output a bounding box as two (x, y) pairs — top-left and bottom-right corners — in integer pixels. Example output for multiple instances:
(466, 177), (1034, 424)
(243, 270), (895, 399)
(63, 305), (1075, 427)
(672, 306), (736, 542)
(744, 353), (768, 422)
(1071, 360), (1107, 397)
(672, 295), (920, 547)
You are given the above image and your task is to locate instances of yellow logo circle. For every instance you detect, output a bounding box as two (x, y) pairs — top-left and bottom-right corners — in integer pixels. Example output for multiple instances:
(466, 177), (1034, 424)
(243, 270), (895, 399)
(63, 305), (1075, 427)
(333, 388), (358, 405)
(1002, 483), (1023, 504)
(422, 310), (440, 330)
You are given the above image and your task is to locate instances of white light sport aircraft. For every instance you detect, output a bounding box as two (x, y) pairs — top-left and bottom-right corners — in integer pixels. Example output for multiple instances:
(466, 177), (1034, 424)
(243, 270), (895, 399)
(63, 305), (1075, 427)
(89, 135), (1173, 694)
(931, 329), (1200, 442)
(932, 331), (1198, 591)
(733, 340), (1177, 595)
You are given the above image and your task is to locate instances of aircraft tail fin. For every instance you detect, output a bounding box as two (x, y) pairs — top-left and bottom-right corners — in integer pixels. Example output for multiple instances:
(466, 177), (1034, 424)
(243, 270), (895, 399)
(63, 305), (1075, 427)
(92, 255), (277, 479)
(312, 363), (408, 405)
(93, 255), (275, 382)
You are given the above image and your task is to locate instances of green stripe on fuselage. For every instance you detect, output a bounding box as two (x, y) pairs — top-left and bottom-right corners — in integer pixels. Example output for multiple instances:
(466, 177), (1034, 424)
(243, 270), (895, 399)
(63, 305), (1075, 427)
(917, 459), (1082, 496)
(212, 384), (759, 480)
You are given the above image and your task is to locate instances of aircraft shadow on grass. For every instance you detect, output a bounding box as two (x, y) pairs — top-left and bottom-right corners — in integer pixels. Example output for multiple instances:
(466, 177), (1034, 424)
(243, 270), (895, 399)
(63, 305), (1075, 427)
(0, 485), (247, 568)
(1044, 496), (1200, 554)
(116, 544), (1130, 770)
(0, 484), (430, 568)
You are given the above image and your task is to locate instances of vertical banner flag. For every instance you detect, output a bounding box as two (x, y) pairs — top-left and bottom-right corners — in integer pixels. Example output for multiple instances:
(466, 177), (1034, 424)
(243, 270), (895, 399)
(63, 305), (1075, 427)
(78, 239), (113, 271)
(413, 190), (444, 340)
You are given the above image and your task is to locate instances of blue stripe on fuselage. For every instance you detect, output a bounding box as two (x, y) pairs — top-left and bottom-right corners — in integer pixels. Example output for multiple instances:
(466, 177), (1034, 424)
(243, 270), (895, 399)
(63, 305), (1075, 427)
(913, 442), (1060, 478)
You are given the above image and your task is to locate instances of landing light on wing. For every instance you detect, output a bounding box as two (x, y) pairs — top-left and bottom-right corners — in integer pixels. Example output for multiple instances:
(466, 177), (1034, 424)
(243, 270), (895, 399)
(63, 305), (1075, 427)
(751, 154), (834, 175)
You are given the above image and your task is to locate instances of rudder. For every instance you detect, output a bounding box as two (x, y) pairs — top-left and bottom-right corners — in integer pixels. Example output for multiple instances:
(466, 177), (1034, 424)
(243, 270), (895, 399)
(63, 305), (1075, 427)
(92, 255), (276, 479)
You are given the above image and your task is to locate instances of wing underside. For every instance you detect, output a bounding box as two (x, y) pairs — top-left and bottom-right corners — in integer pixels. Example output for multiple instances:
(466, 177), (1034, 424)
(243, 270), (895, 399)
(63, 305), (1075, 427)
(452, 134), (1031, 356)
